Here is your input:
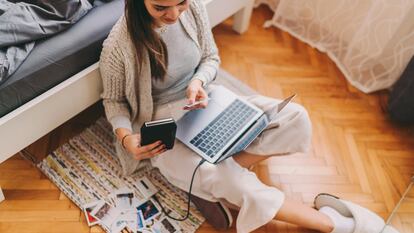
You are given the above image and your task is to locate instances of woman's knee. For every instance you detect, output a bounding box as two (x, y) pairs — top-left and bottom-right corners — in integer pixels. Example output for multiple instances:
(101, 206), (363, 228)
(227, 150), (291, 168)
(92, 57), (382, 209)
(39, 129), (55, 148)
(293, 103), (312, 131)
(283, 103), (313, 152)
(288, 103), (312, 138)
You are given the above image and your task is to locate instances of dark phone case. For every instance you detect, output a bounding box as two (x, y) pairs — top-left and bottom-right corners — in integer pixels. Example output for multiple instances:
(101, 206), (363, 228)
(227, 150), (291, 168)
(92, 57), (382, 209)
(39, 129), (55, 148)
(140, 121), (177, 149)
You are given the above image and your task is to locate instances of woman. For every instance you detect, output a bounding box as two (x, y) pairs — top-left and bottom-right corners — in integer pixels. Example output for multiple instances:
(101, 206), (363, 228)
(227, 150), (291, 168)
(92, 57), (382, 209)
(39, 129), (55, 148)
(99, 0), (392, 233)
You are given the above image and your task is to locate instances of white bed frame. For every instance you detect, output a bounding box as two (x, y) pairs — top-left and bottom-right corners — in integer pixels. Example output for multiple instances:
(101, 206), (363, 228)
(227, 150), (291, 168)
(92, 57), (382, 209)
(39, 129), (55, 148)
(0, 0), (254, 200)
(0, 185), (4, 203)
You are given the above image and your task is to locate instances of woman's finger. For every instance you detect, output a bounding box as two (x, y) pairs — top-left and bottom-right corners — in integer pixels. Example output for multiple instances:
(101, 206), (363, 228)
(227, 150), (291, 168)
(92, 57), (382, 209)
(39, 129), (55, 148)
(198, 88), (208, 99)
(133, 143), (164, 160)
(198, 99), (208, 108)
(136, 140), (162, 154)
(141, 144), (166, 159)
(196, 89), (208, 108)
(186, 93), (209, 110)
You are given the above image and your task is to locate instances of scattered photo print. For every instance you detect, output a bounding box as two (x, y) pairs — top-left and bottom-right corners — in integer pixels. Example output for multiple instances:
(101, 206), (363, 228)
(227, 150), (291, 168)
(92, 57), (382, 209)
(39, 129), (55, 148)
(111, 211), (139, 233)
(111, 217), (127, 233)
(90, 201), (121, 230)
(114, 188), (135, 210)
(136, 176), (158, 199)
(83, 200), (100, 226)
(137, 210), (145, 230)
(111, 211), (142, 233)
(136, 199), (160, 223)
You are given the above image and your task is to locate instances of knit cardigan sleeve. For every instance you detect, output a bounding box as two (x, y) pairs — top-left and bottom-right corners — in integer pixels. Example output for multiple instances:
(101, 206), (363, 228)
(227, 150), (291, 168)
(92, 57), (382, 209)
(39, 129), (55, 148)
(99, 36), (132, 126)
(190, 0), (221, 86)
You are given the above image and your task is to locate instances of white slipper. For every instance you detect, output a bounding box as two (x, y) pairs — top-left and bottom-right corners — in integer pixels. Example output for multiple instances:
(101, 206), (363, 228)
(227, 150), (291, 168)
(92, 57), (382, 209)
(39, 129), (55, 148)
(314, 193), (400, 233)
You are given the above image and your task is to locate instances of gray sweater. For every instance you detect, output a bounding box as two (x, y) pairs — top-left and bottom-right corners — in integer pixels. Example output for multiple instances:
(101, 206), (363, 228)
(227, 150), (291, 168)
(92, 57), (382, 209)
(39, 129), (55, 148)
(152, 21), (202, 105)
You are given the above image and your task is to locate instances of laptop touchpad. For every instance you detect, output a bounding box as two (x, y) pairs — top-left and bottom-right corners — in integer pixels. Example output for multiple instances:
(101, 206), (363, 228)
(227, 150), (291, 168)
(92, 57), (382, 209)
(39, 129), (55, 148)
(176, 99), (225, 141)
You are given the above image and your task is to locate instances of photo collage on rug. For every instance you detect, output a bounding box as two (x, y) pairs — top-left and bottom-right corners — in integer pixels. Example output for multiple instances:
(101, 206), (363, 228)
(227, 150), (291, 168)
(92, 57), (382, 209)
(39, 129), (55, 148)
(84, 179), (181, 233)
(38, 118), (204, 233)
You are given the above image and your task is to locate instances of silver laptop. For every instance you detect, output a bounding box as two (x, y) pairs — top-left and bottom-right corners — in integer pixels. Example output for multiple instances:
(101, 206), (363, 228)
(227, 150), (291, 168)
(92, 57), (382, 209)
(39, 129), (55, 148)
(176, 85), (296, 164)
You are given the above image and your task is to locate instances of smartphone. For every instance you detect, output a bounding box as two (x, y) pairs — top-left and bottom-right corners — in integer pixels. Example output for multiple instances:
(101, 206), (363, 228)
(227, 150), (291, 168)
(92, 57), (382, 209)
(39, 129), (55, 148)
(183, 98), (211, 109)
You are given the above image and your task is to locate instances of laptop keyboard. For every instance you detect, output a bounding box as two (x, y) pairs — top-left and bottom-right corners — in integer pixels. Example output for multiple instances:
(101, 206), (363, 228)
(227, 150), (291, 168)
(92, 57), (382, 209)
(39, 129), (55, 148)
(189, 99), (258, 158)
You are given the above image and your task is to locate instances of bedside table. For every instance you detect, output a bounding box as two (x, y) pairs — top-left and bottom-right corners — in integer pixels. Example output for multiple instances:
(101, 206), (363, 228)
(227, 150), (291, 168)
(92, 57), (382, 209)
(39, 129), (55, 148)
(203, 0), (254, 34)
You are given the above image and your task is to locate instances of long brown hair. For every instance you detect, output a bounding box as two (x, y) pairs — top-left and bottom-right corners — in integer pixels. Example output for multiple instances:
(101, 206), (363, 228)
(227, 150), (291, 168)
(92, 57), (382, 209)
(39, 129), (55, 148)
(125, 0), (168, 81)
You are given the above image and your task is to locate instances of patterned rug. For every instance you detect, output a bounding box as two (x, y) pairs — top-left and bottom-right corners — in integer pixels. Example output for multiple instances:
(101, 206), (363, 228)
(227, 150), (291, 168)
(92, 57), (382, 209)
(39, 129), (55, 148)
(38, 117), (204, 232)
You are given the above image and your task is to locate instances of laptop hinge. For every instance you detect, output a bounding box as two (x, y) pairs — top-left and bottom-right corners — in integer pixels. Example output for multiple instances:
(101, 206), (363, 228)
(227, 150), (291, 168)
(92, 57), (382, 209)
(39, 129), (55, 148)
(216, 114), (268, 163)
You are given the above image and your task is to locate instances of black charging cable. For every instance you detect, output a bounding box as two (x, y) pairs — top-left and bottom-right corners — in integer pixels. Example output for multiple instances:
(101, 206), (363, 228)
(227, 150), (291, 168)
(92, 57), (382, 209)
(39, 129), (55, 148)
(153, 159), (206, 221)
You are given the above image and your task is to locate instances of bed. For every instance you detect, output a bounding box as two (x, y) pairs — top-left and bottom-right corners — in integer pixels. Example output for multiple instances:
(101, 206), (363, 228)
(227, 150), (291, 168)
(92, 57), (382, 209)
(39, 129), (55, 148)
(0, 0), (254, 198)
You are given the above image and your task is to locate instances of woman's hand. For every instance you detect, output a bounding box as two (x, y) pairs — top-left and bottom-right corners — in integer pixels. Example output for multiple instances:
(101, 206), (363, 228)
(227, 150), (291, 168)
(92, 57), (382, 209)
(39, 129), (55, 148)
(123, 134), (166, 160)
(185, 79), (208, 110)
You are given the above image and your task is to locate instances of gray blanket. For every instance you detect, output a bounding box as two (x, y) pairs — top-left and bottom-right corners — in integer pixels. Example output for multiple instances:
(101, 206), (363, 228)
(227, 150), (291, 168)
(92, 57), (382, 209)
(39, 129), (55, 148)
(0, 0), (93, 85)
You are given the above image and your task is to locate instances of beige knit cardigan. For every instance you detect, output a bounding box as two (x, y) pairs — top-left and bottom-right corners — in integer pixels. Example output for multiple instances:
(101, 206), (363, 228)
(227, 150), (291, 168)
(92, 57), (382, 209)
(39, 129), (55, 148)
(99, 0), (220, 131)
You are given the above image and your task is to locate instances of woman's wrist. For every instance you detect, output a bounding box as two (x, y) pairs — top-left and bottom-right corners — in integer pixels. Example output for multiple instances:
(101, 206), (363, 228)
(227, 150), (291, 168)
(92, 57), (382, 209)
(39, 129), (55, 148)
(115, 128), (133, 143)
(191, 76), (205, 87)
(121, 134), (132, 149)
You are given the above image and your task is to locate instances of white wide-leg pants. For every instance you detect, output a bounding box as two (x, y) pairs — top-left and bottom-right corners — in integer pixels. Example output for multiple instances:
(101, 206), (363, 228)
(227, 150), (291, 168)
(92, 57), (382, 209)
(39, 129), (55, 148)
(142, 85), (312, 233)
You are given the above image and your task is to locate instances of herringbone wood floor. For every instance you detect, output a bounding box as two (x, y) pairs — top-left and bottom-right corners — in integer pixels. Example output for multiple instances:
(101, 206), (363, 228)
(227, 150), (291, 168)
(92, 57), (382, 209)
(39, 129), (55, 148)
(1, 6), (413, 233)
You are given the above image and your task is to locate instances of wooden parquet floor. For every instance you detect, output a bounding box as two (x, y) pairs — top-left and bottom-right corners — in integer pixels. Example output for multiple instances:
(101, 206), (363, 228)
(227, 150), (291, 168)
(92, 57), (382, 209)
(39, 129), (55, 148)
(1, 5), (414, 233)
(389, 184), (414, 233)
